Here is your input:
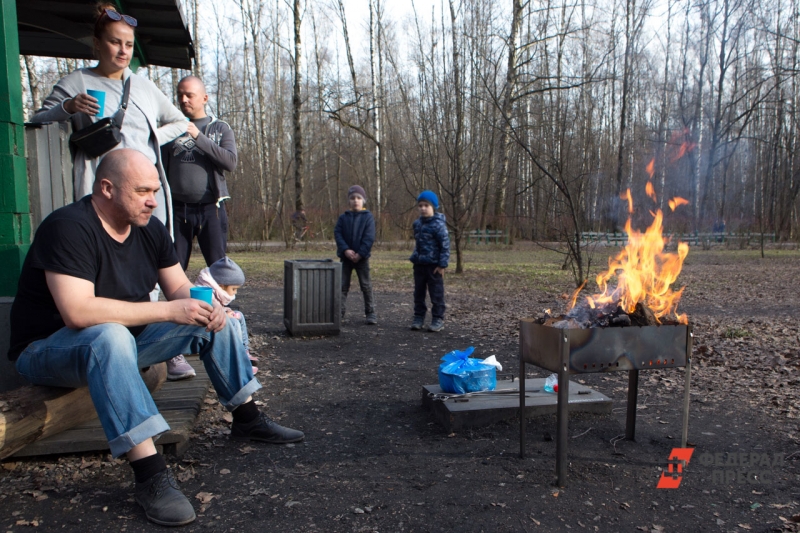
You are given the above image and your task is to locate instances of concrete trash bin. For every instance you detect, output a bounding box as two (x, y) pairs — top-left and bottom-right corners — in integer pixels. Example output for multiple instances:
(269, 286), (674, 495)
(283, 259), (342, 336)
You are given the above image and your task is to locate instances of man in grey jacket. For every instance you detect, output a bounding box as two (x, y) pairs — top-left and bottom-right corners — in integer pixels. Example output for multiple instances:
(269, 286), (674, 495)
(163, 76), (239, 381)
(162, 76), (237, 271)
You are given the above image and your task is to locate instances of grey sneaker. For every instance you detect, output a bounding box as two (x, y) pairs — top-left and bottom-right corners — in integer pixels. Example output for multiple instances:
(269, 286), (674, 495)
(365, 313), (378, 325)
(166, 355), (196, 381)
(410, 317), (424, 330)
(231, 413), (305, 444)
(134, 468), (196, 526)
(429, 318), (444, 332)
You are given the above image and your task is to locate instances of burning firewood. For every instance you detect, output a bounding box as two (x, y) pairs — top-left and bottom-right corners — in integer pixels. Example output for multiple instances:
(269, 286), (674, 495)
(544, 181), (692, 329)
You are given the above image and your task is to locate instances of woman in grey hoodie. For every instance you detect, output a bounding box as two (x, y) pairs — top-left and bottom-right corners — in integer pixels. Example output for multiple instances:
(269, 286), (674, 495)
(30, 3), (187, 232)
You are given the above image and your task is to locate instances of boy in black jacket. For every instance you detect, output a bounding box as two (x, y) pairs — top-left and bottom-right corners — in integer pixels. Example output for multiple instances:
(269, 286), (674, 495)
(334, 185), (377, 324)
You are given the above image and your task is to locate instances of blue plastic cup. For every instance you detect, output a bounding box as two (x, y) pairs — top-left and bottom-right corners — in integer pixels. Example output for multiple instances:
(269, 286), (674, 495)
(86, 89), (106, 117)
(190, 286), (213, 305)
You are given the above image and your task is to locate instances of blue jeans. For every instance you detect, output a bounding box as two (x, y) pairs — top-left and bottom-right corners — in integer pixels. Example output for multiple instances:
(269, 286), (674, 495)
(228, 310), (250, 352)
(15, 320), (260, 458)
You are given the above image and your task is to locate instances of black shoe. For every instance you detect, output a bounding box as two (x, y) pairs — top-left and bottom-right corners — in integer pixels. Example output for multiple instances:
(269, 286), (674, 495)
(365, 313), (377, 325)
(429, 318), (444, 332)
(410, 317), (424, 330)
(231, 413), (305, 444)
(134, 468), (196, 526)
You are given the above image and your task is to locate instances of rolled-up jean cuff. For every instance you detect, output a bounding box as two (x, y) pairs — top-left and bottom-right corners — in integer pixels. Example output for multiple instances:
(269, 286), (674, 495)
(222, 378), (262, 412)
(108, 414), (170, 458)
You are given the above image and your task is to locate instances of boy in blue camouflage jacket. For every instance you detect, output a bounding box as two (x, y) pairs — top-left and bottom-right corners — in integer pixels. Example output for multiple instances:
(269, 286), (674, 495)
(409, 190), (450, 332)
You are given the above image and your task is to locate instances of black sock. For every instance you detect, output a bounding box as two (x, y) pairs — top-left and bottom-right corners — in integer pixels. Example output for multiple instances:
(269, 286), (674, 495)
(232, 400), (259, 424)
(130, 453), (167, 484)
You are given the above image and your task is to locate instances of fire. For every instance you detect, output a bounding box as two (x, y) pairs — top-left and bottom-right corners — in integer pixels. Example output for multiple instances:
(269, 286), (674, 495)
(646, 159), (655, 178)
(572, 183), (690, 325)
(645, 182), (657, 202)
(668, 197), (689, 211)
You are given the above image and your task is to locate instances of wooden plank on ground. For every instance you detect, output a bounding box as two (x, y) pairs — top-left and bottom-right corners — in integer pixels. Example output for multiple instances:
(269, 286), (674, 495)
(421, 378), (612, 432)
(11, 356), (209, 458)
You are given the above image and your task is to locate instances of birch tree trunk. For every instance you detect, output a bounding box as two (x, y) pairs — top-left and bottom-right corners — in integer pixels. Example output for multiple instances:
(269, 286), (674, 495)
(292, 0), (305, 212)
(494, 0), (523, 226)
(369, 0), (382, 227)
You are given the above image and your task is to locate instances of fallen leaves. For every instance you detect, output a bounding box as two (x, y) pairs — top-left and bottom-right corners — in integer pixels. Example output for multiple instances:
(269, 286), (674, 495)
(195, 491), (217, 504)
(195, 491), (219, 513)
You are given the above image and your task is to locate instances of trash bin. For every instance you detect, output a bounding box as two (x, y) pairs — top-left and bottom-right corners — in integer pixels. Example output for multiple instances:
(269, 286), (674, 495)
(284, 259), (342, 336)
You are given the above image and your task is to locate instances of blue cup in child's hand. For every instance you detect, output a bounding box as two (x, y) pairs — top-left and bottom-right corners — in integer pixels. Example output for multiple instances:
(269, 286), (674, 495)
(190, 286), (213, 305)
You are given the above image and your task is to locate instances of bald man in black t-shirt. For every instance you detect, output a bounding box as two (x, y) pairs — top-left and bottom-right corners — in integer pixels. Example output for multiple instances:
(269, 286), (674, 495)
(8, 149), (300, 527)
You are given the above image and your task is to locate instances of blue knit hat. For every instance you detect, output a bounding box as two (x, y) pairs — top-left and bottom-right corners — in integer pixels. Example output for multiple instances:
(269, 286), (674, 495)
(417, 190), (439, 209)
(209, 257), (245, 286)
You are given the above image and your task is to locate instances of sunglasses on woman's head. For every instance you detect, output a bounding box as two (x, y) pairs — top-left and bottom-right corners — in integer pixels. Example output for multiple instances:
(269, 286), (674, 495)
(104, 8), (137, 27)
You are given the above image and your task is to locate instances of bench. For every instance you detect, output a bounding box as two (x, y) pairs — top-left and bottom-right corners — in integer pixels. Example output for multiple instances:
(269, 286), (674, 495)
(579, 232), (628, 245)
(466, 229), (509, 245)
(0, 364), (167, 459)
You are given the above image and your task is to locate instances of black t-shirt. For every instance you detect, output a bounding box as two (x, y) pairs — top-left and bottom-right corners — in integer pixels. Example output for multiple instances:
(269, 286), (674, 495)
(7, 196), (179, 360)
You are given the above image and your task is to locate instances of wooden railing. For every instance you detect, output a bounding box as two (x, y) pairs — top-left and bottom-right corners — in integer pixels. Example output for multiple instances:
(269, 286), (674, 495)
(579, 231), (777, 246)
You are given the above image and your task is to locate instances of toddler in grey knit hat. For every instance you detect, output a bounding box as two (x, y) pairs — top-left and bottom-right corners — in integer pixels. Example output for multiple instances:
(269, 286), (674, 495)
(197, 257), (258, 374)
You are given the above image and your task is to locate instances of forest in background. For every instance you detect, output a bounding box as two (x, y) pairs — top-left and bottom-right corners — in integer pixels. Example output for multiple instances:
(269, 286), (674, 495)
(18, 0), (800, 274)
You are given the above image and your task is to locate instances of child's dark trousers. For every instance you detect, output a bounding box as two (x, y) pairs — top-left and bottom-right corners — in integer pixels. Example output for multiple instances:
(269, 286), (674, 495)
(341, 258), (375, 317)
(413, 264), (445, 319)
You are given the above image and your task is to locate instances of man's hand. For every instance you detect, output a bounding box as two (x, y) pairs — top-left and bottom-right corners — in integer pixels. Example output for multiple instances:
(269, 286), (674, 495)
(344, 249), (358, 261)
(170, 298), (228, 332)
(434, 266), (446, 276)
(186, 121), (200, 139)
(206, 301), (227, 332)
(352, 253), (362, 263)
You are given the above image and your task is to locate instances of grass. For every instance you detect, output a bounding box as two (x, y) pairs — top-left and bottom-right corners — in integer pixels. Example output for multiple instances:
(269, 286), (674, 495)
(188, 245), (577, 293)
(187, 244), (800, 296)
(723, 327), (751, 339)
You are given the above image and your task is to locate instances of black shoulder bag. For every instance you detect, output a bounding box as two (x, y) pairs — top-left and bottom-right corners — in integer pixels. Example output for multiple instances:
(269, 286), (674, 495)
(69, 77), (131, 159)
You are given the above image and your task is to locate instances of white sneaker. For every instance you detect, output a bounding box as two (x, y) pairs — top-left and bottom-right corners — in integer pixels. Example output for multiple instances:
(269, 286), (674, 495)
(166, 355), (196, 381)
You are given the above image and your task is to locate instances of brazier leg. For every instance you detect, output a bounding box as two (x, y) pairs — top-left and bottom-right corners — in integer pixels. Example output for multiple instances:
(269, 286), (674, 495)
(519, 358), (526, 459)
(681, 355), (692, 448)
(556, 364), (569, 486)
(626, 369), (639, 441)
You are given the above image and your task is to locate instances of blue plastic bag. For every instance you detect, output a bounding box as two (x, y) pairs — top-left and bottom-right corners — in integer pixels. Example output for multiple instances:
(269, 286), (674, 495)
(438, 346), (497, 394)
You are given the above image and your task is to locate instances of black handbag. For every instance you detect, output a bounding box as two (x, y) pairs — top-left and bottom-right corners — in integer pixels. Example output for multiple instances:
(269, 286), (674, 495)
(69, 77), (131, 159)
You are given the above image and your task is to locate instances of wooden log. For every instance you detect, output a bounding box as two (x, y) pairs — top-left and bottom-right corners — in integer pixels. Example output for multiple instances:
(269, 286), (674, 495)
(0, 363), (167, 460)
(630, 302), (659, 326)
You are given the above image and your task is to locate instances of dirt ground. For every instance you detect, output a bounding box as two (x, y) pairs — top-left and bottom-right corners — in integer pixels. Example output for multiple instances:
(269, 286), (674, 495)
(1, 248), (799, 533)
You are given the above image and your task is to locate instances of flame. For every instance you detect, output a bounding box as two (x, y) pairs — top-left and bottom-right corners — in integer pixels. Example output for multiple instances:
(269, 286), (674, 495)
(670, 140), (697, 162)
(668, 196), (689, 211)
(621, 189), (634, 214)
(568, 280), (587, 310)
(646, 181), (657, 202)
(646, 159), (655, 179)
(584, 189), (689, 324)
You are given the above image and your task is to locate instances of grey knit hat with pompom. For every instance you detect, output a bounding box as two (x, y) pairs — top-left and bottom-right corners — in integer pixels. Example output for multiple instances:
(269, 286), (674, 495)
(209, 257), (245, 286)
